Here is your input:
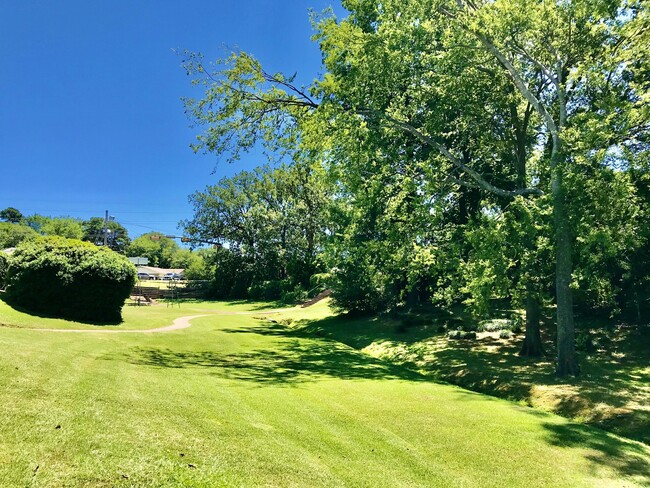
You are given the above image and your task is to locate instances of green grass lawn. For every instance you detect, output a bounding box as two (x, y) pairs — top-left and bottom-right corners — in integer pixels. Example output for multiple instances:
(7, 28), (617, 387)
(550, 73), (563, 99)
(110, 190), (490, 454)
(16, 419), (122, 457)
(281, 300), (650, 446)
(0, 299), (649, 486)
(0, 297), (291, 331)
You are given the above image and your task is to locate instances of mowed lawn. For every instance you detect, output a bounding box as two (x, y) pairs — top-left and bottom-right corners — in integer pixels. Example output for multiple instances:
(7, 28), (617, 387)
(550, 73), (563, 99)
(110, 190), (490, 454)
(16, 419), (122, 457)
(0, 300), (649, 487)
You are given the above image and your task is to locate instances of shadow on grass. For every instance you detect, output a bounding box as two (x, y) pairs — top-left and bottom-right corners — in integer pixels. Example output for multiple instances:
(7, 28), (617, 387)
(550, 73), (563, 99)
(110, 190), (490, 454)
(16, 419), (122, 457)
(225, 299), (293, 311)
(542, 422), (650, 484)
(0, 294), (123, 326)
(296, 312), (650, 446)
(121, 334), (426, 386)
(114, 315), (650, 484)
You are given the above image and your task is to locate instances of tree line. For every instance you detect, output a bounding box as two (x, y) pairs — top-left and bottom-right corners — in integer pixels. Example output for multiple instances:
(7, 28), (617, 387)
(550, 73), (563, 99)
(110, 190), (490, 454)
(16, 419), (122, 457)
(0, 209), (209, 277)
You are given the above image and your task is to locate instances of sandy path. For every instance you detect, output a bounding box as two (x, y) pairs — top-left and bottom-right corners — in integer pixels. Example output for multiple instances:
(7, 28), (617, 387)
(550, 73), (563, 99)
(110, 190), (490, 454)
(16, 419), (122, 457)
(10, 308), (295, 334)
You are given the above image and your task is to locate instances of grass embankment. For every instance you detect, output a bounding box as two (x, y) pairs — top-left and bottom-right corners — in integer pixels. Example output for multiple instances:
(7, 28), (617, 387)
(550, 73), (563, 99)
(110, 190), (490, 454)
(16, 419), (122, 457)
(0, 298), (649, 486)
(278, 300), (650, 446)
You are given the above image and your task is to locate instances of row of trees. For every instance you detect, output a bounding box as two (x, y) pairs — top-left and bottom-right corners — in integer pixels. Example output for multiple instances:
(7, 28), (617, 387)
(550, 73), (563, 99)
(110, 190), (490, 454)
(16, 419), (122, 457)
(0, 210), (130, 252)
(180, 0), (650, 376)
(0, 209), (208, 276)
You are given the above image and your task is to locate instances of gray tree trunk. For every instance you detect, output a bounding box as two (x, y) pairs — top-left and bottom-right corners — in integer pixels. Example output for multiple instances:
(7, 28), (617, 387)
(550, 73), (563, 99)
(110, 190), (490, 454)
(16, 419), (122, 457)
(552, 163), (580, 376)
(519, 291), (545, 357)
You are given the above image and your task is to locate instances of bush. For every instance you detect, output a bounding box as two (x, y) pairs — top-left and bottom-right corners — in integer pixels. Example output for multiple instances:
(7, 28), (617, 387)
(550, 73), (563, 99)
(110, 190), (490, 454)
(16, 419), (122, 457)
(499, 330), (513, 339)
(4, 237), (136, 322)
(0, 222), (38, 249)
(248, 280), (282, 300)
(447, 330), (477, 340)
(477, 318), (513, 332)
(280, 284), (308, 304)
(0, 252), (8, 288)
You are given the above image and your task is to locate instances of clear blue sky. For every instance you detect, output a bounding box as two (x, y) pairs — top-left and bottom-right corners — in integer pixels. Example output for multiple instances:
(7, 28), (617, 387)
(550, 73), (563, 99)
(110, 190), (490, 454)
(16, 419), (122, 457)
(0, 1), (342, 238)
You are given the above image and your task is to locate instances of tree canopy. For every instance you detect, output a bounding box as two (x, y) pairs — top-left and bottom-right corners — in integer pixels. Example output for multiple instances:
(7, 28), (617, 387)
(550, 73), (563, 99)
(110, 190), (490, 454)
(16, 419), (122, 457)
(181, 0), (650, 376)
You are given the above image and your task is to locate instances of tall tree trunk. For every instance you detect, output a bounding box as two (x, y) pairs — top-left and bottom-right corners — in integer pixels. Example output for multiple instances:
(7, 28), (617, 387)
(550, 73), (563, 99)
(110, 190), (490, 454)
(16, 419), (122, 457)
(552, 163), (580, 376)
(519, 291), (545, 357)
(512, 104), (544, 358)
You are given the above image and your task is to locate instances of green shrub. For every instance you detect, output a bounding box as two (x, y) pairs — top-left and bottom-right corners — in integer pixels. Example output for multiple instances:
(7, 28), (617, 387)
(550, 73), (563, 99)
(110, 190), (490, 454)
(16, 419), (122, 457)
(477, 318), (513, 332)
(5, 237), (136, 322)
(499, 330), (513, 339)
(0, 222), (38, 249)
(248, 280), (281, 300)
(447, 330), (477, 340)
(0, 252), (8, 288)
(280, 284), (308, 304)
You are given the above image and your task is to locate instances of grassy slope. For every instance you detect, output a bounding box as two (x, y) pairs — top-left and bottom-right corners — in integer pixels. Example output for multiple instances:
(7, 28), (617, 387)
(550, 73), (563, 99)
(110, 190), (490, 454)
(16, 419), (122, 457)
(281, 300), (650, 446)
(0, 301), (648, 486)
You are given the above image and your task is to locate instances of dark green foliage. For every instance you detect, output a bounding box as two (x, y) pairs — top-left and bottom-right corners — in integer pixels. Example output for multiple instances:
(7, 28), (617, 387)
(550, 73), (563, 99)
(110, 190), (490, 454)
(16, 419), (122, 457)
(247, 280), (284, 301)
(5, 237), (136, 323)
(0, 207), (23, 223)
(82, 217), (130, 253)
(0, 252), (8, 288)
(247, 279), (308, 304)
(183, 163), (329, 301)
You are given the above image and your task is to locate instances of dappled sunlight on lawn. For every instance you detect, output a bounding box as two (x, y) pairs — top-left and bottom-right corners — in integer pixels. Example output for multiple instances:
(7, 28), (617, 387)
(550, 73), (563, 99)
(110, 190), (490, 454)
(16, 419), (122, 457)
(117, 329), (426, 386)
(285, 308), (650, 445)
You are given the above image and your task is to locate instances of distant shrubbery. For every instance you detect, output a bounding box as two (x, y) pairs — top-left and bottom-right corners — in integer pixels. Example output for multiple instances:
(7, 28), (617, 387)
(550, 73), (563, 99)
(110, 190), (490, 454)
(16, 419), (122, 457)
(4, 237), (136, 322)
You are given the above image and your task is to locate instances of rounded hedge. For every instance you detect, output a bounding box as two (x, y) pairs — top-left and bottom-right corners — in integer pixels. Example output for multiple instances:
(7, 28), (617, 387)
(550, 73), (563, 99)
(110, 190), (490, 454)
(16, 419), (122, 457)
(5, 236), (137, 322)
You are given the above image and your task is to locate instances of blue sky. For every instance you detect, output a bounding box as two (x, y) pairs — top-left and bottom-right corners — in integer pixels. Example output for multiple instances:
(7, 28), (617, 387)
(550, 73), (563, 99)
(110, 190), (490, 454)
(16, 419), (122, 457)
(0, 1), (342, 238)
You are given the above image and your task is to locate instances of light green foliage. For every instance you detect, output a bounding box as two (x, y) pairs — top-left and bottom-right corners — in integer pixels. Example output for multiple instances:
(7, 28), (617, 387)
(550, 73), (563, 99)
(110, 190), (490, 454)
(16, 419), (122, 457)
(24, 214), (83, 239)
(182, 50), (317, 164)
(462, 197), (553, 317)
(570, 167), (645, 314)
(126, 233), (179, 268)
(40, 216), (83, 239)
(0, 222), (38, 249)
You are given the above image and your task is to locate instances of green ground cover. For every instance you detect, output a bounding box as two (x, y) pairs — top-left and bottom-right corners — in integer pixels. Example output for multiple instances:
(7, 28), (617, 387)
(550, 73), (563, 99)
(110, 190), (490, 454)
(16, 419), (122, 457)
(280, 300), (650, 446)
(0, 299), (648, 486)
(0, 297), (289, 331)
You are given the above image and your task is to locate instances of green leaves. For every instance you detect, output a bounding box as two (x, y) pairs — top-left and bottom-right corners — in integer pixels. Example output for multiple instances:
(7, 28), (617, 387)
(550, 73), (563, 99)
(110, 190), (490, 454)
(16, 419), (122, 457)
(5, 237), (136, 322)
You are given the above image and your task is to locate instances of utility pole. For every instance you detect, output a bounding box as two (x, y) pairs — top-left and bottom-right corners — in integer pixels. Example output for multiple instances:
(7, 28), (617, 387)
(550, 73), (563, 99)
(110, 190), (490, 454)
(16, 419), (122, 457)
(103, 210), (109, 246)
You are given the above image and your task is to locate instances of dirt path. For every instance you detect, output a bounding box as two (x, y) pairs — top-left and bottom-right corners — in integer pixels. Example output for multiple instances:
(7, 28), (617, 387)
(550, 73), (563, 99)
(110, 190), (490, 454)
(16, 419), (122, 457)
(12, 308), (295, 334)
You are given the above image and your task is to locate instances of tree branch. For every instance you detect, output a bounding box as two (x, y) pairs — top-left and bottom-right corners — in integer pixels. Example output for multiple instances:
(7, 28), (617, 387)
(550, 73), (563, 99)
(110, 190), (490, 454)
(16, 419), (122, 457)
(357, 108), (542, 198)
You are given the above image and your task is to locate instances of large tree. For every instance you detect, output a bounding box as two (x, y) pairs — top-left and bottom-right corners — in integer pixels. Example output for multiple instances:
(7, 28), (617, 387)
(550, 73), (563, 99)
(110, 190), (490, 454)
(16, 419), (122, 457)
(182, 162), (329, 291)
(182, 0), (649, 376)
(82, 217), (130, 253)
(312, 0), (648, 375)
(126, 233), (179, 268)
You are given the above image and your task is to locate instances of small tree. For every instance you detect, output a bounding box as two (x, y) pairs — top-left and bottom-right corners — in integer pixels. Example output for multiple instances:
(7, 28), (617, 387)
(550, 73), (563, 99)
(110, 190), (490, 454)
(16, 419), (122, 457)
(0, 207), (23, 223)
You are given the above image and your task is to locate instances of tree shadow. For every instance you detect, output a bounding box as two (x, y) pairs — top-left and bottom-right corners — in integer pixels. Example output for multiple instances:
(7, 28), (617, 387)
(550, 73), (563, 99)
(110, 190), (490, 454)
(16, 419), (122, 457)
(225, 299), (292, 311)
(0, 295), (122, 326)
(542, 422), (650, 485)
(296, 312), (650, 445)
(119, 337), (427, 386)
